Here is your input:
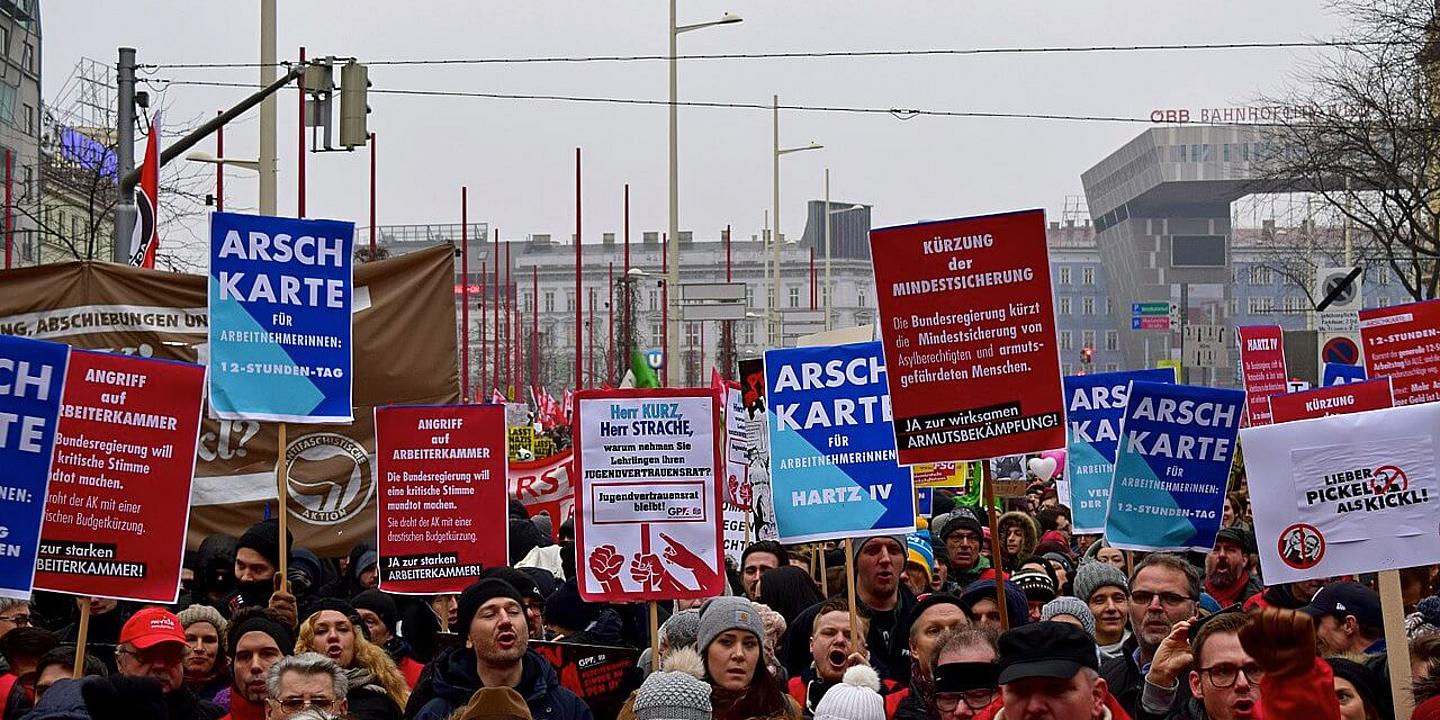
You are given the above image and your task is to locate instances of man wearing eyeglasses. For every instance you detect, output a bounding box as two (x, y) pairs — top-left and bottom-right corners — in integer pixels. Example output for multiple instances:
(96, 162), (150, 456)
(264, 652), (347, 719)
(931, 627), (999, 720)
(1100, 554), (1200, 719)
(116, 606), (225, 720)
(940, 511), (991, 589)
(1182, 612), (1262, 720)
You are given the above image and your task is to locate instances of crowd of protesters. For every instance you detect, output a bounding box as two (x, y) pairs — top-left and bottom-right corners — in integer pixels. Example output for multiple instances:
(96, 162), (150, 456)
(3, 483), (1440, 720)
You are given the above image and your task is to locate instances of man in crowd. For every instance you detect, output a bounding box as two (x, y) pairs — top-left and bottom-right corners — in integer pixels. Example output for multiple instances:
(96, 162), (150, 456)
(994, 621), (1120, 719)
(741, 541), (788, 600)
(0, 626), (57, 718)
(939, 511), (991, 590)
(890, 595), (972, 719)
(959, 580), (1029, 633)
(31, 647), (107, 701)
(115, 607), (225, 720)
(1150, 611), (1261, 720)
(1204, 528), (1261, 608)
(0, 598), (29, 657)
(931, 628), (999, 720)
(264, 652), (348, 719)
(1076, 560), (1132, 662)
(1301, 581), (1386, 655)
(228, 520), (291, 616)
(351, 590), (424, 688)
(786, 600), (886, 715)
(1242, 578), (1326, 612)
(1101, 554), (1200, 718)
(406, 578), (591, 720)
(222, 608), (295, 720)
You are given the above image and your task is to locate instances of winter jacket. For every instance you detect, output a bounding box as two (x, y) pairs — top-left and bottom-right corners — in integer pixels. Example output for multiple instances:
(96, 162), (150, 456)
(780, 587), (918, 685)
(405, 647), (592, 720)
(1204, 574), (1263, 609)
(1100, 636), (1144, 720)
(509, 500), (553, 565)
(1242, 584), (1309, 612)
(890, 687), (931, 720)
(617, 691), (801, 720)
(343, 668), (403, 720)
(162, 688), (226, 720)
(949, 554), (992, 590)
(216, 691), (265, 720)
(17, 678), (89, 720)
(996, 511), (1039, 569)
(784, 669), (904, 718)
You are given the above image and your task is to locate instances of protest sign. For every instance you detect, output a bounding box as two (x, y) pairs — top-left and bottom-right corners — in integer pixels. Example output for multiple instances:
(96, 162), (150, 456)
(1360, 299), (1440, 406)
(510, 450), (573, 538)
(1322, 362), (1367, 387)
(1063, 369), (1175, 534)
(1241, 403), (1440, 584)
(508, 425), (535, 460)
(375, 404), (508, 594)
(912, 463), (967, 489)
(736, 358), (778, 542)
(1104, 381), (1245, 552)
(722, 383), (752, 565)
(916, 487), (933, 515)
(1237, 325), (1288, 426)
(573, 389), (723, 602)
(532, 641), (642, 720)
(764, 342), (915, 543)
(1267, 378), (1394, 424)
(35, 351), (204, 603)
(208, 211), (355, 423)
(0, 335), (69, 600)
(869, 209), (1065, 464)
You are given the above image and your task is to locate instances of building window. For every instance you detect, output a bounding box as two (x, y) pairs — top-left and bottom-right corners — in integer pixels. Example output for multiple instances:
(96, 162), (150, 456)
(1248, 266), (1273, 285)
(523, 291), (534, 313)
(1378, 296), (1391, 308)
(22, 42), (33, 74)
(22, 104), (32, 135)
(544, 291), (555, 313)
(1247, 297), (1273, 314)
(686, 323), (700, 345)
(858, 290), (868, 309)
(1058, 297), (1072, 315)
(1082, 330), (1096, 350)
(566, 291), (575, 312)
(788, 286), (799, 309)
(1104, 297), (1111, 315)
(1082, 267), (1095, 285)
(1105, 331), (1119, 351)
(745, 286), (754, 309)
(1057, 266), (1071, 285)
(1283, 296), (1303, 315)
(1059, 331), (1073, 351)
(821, 285), (829, 309)
(1228, 298), (1238, 316)
(1105, 363), (1119, 372)
(650, 322), (663, 345)
(1082, 296), (1095, 315)
(741, 321), (755, 345)
(648, 290), (658, 311)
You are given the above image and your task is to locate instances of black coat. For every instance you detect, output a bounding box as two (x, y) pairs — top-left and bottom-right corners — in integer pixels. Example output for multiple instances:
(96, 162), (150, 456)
(405, 647), (592, 720)
(780, 586), (918, 685)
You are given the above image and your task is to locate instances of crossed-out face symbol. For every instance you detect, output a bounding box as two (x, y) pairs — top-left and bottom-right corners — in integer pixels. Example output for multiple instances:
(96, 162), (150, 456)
(1370, 465), (1408, 494)
(1279, 523), (1325, 570)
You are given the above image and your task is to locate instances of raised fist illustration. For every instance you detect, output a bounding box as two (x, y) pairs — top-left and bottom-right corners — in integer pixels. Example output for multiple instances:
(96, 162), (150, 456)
(588, 544), (624, 593)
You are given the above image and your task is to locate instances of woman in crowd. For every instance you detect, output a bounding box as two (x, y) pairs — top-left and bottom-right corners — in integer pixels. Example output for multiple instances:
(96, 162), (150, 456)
(1327, 656), (1394, 720)
(295, 603), (409, 720)
(697, 597), (801, 720)
(756, 566), (822, 630)
(178, 604), (230, 703)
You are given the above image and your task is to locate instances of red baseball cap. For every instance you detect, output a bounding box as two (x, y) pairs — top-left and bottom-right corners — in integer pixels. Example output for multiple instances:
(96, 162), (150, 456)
(119, 607), (187, 649)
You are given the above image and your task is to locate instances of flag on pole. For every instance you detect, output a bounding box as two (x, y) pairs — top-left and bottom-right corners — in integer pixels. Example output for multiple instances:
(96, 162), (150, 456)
(490, 389), (506, 405)
(129, 114), (161, 268)
(630, 349), (659, 388)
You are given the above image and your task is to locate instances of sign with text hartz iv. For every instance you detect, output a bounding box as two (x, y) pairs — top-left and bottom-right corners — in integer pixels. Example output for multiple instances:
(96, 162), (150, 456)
(1063, 369), (1175, 535)
(573, 389), (724, 602)
(1104, 381), (1245, 552)
(208, 211), (355, 423)
(1359, 299), (1440, 407)
(765, 342), (916, 543)
(1241, 403), (1440, 584)
(0, 335), (69, 600)
(869, 209), (1065, 464)
(1237, 325), (1287, 426)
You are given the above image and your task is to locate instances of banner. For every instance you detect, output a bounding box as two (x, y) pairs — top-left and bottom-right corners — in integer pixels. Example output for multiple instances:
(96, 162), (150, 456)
(722, 383), (752, 565)
(35, 351), (204, 603)
(510, 450), (573, 537)
(764, 342), (915, 542)
(208, 211), (355, 423)
(0, 335), (69, 600)
(1360, 299), (1440, 406)
(0, 247), (460, 557)
(737, 358), (777, 542)
(1104, 381), (1245, 552)
(1241, 403), (1440, 584)
(1322, 362), (1367, 387)
(1063, 369), (1175, 534)
(1237, 325), (1287, 426)
(1267, 378), (1394, 424)
(573, 389), (723, 602)
(912, 463), (968, 489)
(869, 209), (1065, 464)
(376, 404), (508, 595)
(531, 641), (642, 720)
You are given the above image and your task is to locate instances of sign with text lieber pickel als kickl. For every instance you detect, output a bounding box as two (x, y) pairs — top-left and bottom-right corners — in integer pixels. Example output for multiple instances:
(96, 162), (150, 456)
(208, 211), (355, 423)
(764, 341), (915, 543)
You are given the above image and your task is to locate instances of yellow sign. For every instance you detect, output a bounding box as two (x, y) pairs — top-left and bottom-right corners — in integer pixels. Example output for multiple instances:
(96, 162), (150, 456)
(507, 426), (535, 459)
(534, 435), (556, 459)
(912, 462), (968, 489)
(1156, 359), (1182, 382)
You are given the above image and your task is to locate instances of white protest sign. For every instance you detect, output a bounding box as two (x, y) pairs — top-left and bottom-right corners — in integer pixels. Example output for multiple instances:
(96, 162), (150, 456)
(723, 384), (752, 565)
(572, 388), (725, 602)
(1240, 403), (1440, 584)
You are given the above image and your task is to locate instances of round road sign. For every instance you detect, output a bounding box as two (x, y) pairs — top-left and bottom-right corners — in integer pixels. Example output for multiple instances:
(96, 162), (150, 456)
(1322, 336), (1360, 365)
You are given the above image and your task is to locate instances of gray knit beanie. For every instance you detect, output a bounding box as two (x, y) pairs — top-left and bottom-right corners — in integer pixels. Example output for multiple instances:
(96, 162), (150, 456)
(1073, 559), (1128, 604)
(851, 535), (906, 562)
(1041, 596), (1097, 638)
(696, 596), (766, 655)
(662, 608), (702, 650)
(634, 648), (712, 720)
(176, 604), (228, 651)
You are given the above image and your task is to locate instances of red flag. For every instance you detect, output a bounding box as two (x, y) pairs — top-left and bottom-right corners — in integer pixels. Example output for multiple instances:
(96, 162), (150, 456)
(490, 388), (506, 405)
(129, 114), (160, 268)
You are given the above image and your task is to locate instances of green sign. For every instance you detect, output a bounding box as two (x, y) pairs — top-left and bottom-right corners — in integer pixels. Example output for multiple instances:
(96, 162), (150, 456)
(1131, 302), (1171, 316)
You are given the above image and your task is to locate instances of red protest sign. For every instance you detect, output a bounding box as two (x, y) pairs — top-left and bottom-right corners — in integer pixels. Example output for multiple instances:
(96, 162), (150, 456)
(35, 351), (205, 603)
(375, 404), (508, 595)
(1360, 300), (1440, 406)
(869, 209), (1065, 464)
(1267, 378), (1394, 423)
(1237, 325), (1288, 426)
(573, 388), (724, 602)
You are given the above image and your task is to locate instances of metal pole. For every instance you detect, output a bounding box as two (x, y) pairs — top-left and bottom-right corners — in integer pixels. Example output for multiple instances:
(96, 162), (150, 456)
(575, 148), (583, 393)
(589, 295), (596, 388)
(533, 266), (540, 391)
(607, 261), (614, 384)
(461, 187), (470, 401)
(772, 95), (781, 346)
(215, 113), (224, 212)
(297, 47), (306, 218)
(258, 0), (277, 215)
(824, 168), (832, 330)
(667, 0), (681, 398)
(494, 229), (501, 395)
(624, 184), (631, 366)
(505, 243), (512, 399)
(481, 264), (487, 396)
(113, 47), (137, 261)
(3, 149), (10, 269)
(369, 132), (376, 257)
(662, 234), (669, 386)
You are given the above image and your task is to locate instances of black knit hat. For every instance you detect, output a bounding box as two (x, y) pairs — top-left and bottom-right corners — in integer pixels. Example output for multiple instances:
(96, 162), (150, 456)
(237, 519), (291, 571)
(226, 611), (295, 658)
(543, 578), (601, 633)
(457, 579), (525, 636)
(351, 590), (398, 632)
(905, 593), (970, 637)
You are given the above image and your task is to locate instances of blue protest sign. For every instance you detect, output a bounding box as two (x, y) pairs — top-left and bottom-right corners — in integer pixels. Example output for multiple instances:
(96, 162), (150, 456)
(1104, 381), (1245, 552)
(0, 335), (69, 599)
(1322, 362), (1367, 387)
(765, 341), (915, 543)
(916, 487), (933, 516)
(1063, 369), (1175, 534)
(209, 212), (355, 423)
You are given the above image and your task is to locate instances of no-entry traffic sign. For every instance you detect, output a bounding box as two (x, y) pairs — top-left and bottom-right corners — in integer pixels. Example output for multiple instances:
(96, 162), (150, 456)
(1321, 336), (1360, 365)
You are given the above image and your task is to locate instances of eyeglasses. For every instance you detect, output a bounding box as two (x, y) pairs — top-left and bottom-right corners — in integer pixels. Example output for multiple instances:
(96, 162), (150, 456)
(276, 697), (336, 712)
(116, 646), (191, 664)
(1129, 590), (1195, 608)
(936, 689), (996, 711)
(946, 534), (981, 546)
(0, 614), (31, 627)
(1199, 663), (1265, 688)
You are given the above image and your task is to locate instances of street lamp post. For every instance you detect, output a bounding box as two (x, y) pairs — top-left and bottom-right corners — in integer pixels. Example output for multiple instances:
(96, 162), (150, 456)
(772, 93), (822, 347)
(669, 3), (741, 391)
(823, 166), (865, 331)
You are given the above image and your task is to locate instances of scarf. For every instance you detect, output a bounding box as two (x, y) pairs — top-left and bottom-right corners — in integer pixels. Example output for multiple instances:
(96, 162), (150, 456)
(908, 657), (938, 718)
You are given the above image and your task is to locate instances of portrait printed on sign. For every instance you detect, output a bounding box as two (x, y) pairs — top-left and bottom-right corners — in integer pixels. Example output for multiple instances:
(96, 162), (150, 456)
(573, 389), (724, 602)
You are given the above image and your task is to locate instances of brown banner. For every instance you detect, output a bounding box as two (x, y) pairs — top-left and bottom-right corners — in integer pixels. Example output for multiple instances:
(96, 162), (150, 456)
(0, 245), (460, 555)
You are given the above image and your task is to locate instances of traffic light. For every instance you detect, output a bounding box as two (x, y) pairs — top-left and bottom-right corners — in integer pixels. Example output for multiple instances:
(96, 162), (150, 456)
(339, 61), (370, 148)
(1081, 346), (1094, 364)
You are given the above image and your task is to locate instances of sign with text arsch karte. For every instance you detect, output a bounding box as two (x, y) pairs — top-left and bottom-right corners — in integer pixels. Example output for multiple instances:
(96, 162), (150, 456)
(869, 209), (1065, 464)
(0, 335), (69, 600)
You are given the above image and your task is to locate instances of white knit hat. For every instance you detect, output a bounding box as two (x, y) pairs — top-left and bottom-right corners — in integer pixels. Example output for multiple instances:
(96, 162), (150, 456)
(814, 665), (884, 720)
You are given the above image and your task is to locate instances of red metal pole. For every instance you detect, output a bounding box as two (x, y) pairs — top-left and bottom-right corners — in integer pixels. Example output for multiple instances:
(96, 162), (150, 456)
(513, 286), (520, 401)
(297, 47), (306, 218)
(700, 323), (706, 380)
(3, 148), (10, 269)
(623, 184), (631, 371)
(607, 261), (614, 384)
(588, 295), (595, 388)
(480, 264), (487, 397)
(661, 233), (668, 387)
(505, 244), (512, 399)
(215, 113), (224, 212)
(810, 246), (816, 310)
(532, 266), (539, 393)
(461, 187), (470, 402)
(368, 132), (376, 257)
(494, 229), (501, 395)
(574, 148), (582, 393)
(623, 184), (630, 273)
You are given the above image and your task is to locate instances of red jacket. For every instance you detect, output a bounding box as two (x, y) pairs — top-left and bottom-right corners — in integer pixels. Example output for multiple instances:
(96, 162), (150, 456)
(398, 656), (424, 689)
(787, 674), (906, 718)
(1256, 656), (1341, 720)
(219, 690), (267, 720)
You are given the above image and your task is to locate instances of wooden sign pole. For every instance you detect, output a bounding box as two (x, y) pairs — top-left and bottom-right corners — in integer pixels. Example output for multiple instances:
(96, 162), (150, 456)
(71, 597), (91, 679)
(648, 601), (660, 672)
(276, 422), (289, 590)
(980, 460), (1009, 631)
(1379, 570), (1414, 720)
(844, 539), (860, 647)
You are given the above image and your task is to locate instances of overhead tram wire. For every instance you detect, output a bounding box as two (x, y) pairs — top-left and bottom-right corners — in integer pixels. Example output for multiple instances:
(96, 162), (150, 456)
(139, 39), (1409, 70)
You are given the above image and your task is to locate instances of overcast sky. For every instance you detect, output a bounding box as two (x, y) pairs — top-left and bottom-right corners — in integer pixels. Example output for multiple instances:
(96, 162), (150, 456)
(43, 1), (1349, 248)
